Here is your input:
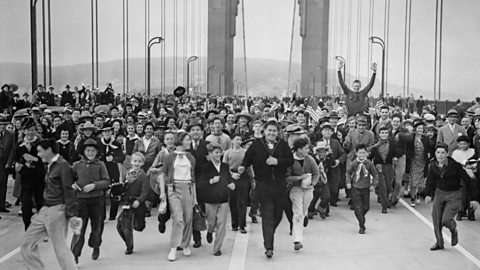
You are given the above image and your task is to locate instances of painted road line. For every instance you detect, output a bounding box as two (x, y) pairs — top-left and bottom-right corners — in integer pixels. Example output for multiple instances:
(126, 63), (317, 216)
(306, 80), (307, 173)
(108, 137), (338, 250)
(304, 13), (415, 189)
(0, 247), (20, 263)
(400, 199), (480, 269)
(228, 231), (249, 270)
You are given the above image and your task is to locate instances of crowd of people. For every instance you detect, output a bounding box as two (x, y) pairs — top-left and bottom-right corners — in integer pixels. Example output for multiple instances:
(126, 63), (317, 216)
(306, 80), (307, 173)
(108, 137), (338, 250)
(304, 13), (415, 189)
(0, 69), (479, 269)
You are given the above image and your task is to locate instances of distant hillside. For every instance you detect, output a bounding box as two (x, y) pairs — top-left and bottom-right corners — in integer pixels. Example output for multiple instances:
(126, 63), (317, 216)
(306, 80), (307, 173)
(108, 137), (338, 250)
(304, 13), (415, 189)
(0, 57), (418, 98)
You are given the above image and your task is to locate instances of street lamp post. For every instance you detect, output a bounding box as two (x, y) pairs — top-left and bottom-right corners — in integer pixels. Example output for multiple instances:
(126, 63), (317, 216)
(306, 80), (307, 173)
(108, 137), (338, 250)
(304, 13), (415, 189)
(147, 36), (164, 95)
(309, 72), (316, 96)
(186, 56), (198, 95)
(334, 56), (346, 82)
(218, 72), (226, 95)
(370, 36), (386, 99)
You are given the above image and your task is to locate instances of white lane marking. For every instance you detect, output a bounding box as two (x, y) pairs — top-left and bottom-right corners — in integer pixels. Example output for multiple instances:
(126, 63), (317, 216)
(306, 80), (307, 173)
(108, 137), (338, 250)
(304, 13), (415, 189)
(0, 247), (20, 263)
(228, 231), (249, 270)
(400, 199), (480, 268)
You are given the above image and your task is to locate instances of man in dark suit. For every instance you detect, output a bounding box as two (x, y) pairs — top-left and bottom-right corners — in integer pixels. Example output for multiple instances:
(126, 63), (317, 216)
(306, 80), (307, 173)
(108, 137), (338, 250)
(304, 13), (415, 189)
(0, 116), (15, 214)
(318, 123), (347, 207)
(187, 121), (209, 248)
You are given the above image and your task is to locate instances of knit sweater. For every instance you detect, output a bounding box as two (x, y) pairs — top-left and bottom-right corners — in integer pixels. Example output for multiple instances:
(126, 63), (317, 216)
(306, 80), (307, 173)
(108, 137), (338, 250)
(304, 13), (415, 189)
(346, 158), (378, 189)
(72, 158), (110, 199)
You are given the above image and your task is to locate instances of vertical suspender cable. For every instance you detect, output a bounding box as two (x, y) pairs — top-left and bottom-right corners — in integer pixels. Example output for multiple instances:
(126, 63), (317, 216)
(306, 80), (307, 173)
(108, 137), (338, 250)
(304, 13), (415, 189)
(47, 0), (52, 85)
(95, 0), (98, 88)
(174, 0), (178, 87)
(144, 0), (147, 92)
(126, 0), (129, 93)
(347, 0), (352, 83)
(287, 0), (296, 96)
(241, 0), (248, 96)
(122, 0), (125, 94)
(198, 0), (202, 93)
(384, 0), (390, 95)
(42, 0), (46, 88)
(403, 0), (408, 100)
(160, 0), (164, 94)
(192, 0), (196, 91)
(183, 0), (187, 86)
(90, 0), (94, 88)
(406, 0), (412, 96)
(434, 0), (438, 100)
(355, 0), (362, 79)
(367, 0), (373, 80)
(438, 0), (443, 100)
(339, 0), (344, 89)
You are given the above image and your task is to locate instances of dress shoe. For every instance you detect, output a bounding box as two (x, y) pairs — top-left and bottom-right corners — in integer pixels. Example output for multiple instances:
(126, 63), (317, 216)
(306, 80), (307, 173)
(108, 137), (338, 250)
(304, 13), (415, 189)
(430, 244), (444, 251)
(240, 228), (247, 234)
(382, 208), (388, 214)
(456, 214), (462, 221)
(108, 217), (116, 221)
(232, 227), (238, 232)
(303, 216), (308, 227)
(0, 208), (10, 213)
(214, 250), (222, 256)
(145, 211), (151, 217)
(207, 232), (213, 243)
(168, 248), (176, 261)
(359, 226), (366, 234)
(467, 208), (476, 221)
(294, 242), (303, 251)
(92, 248), (100, 260)
(176, 247), (183, 251)
(125, 249), (133, 255)
(319, 211), (326, 219)
(74, 255), (79, 264)
(265, 250), (273, 259)
(251, 216), (258, 224)
(158, 222), (166, 233)
(193, 241), (202, 248)
(330, 202), (338, 207)
(307, 212), (315, 219)
(5, 201), (12, 208)
(451, 229), (458, 246)
(183, 247), (191, 256)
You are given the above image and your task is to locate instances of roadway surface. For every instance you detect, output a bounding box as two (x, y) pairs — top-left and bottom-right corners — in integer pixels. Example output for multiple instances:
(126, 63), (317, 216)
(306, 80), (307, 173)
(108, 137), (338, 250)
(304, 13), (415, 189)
(1, 177), (479, 270)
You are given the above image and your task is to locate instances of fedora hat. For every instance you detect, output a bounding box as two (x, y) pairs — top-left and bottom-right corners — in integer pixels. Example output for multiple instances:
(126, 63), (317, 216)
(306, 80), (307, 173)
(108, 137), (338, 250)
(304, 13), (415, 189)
(83, 138), (98, 149)
(173, 86), (186, 97)
(446, 109), (459, 117)
(186, 120), (204, 132)
(313, 141), (328, 152)
(235, 112), (252, 123)
(80, 121), (98, 132)
(78, 111), (93, 123)
(0, 115), (10, 124)
(21, 117), (36, 129)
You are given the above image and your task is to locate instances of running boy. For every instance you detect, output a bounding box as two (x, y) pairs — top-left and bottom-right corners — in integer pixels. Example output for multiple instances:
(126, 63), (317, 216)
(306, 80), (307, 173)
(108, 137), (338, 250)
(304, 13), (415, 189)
(346, 144), (378, 234)
(198, 142), (235, 256)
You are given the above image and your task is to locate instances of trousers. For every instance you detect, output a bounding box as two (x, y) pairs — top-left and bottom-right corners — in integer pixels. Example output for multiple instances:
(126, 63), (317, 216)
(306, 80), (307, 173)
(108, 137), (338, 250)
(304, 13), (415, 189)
(206, 202), (229, 253)
(257, 182), (286, 250)
(229, 180), (249, 229)
(327, 166), (342, 204)
(116, 203), (146, 252)
(432, 188), (461, 248)
(393, 155), (406, 201)
(21, 204), (77, 270)
(376, 164), (394, 209)
(351, 187), (370, 229)
(168, 183), (194, 249)
(290, 187), (313, 243)
(21, 186), (44, 230)
(308, 182), (330, 214)
(71, 197), (105, 257)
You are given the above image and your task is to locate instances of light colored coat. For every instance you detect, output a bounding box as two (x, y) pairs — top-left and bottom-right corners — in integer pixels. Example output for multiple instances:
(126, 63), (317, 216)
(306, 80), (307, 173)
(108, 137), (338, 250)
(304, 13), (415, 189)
(436, 123), (466, 155)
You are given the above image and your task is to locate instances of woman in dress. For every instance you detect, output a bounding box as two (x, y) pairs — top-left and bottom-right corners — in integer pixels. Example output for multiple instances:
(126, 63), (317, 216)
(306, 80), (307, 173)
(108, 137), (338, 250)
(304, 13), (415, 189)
(409, 121), (430, 207)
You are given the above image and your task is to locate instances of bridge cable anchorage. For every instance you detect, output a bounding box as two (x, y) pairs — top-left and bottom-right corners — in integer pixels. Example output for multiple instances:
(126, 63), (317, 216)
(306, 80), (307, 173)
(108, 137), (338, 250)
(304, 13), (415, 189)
(241, 0), (249, 96)
(287, 0), (297, 97)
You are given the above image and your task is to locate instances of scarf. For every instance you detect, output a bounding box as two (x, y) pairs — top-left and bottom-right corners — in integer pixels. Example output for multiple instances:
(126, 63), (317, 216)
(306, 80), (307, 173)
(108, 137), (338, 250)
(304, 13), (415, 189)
(125, 168), (144, 184)
(354, 157), (369, 182)
(20, 135), (38, 152)
(318, 160), (327, 183)
(101, 137), (119, 153)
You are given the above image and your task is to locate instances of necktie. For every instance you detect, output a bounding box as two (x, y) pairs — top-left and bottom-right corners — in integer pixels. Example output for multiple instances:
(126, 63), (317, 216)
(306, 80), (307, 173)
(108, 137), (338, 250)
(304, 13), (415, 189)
(193, 141), (197, 151)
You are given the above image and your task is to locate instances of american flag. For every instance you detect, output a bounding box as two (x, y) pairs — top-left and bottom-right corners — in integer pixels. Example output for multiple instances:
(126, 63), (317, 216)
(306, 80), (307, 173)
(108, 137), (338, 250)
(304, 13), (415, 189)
(375, 100), (384, 109)
(306, 98), (323, 123)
